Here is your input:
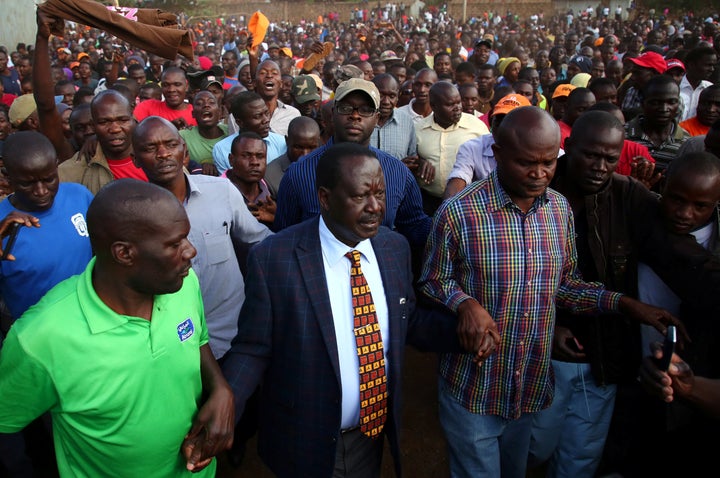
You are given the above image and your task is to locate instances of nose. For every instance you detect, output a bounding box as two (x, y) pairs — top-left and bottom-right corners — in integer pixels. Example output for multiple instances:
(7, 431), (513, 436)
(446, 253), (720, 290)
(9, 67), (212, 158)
(32, 181), (49, 198)
(156, 143), (173, 159)
(365, 194), (382, 213)
(183, 240), (197, 261)
(675, 203), (693, 220)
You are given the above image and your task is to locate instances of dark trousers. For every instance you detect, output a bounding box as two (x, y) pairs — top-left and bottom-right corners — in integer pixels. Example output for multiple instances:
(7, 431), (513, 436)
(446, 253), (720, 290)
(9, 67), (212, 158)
(333, 428), (383, 478)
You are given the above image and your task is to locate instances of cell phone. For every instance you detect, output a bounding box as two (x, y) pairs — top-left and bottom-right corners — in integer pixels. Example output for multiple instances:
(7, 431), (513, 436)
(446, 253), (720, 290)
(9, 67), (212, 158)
(653, 325), (677, 371)
(2, 222), (21, 260)
(565, 336), (582, 353)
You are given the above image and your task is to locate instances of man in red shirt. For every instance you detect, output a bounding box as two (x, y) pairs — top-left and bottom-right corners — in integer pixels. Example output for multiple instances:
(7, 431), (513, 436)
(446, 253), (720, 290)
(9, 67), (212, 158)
(133, 66), (196, 130)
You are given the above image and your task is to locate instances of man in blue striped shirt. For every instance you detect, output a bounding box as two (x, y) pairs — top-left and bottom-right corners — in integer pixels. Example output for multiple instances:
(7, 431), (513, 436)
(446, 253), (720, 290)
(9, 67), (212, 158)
(274, 78), (431, 248)
(419, 106), (685, 478)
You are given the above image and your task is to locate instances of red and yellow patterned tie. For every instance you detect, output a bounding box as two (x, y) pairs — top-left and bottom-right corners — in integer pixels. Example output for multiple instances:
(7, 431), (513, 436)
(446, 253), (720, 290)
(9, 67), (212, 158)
(345, 249), (387, 438)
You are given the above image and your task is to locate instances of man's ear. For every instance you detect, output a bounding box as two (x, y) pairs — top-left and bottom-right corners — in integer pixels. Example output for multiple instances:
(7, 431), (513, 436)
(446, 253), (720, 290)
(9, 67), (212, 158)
(111, 240), (136, 267)
(317, 186), (330, 212)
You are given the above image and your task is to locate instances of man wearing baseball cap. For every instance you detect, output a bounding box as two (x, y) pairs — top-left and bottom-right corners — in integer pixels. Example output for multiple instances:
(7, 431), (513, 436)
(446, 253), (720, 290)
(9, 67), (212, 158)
(550, 83), (576, 120)
(620, 51), (666, 121)
(274, 78), (431, 249)
(291, 74), (321, 119)
(8, 94), (38, 132)
(444, 94), (533, 199)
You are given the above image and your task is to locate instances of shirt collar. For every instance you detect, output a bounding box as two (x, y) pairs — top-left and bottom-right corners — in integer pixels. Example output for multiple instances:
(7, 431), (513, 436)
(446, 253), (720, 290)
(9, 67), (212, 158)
(486, 169), (549, 214)
(319, 216), (375, 268)
(78, 258), (130, 334)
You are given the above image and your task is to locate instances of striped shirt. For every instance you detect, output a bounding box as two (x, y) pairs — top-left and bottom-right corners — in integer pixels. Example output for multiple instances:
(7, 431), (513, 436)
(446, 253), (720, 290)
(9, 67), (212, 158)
(273, 140), (431, 247)
(369, 109), (417, 161)
(419, 171), (622, 419)
(625, 116), (690, 172)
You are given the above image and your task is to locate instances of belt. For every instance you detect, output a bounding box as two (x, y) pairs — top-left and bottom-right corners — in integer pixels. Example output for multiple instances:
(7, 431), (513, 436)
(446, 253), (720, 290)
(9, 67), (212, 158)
(340, 425), (360, 435)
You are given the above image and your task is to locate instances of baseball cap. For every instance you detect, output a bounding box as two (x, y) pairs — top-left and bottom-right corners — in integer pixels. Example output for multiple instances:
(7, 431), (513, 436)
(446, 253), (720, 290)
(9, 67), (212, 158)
(568, 56), (592, 74)
(268, 43), (280, 50)
(308, 73), (323, 90)
(292, 74), (321, 104)
(570, 72), (591, 87)
(9, 94), (38, 127)
(491, 93), (532, 117)
(69, 61), (80, 70)
(665, 58), (685, 71)
(334, 78), (380, 109)
(280, 47), (293, 58)
(380, 50), (400, 62)
(77, 52), (90, 62)
(552, 83), (577, 99)
(475, 39), (492, 49)
(334, 64), (365, 84)
(201, 75), (223, 90)
(57, 47), (71, 55)
(627, 51), (667, 74)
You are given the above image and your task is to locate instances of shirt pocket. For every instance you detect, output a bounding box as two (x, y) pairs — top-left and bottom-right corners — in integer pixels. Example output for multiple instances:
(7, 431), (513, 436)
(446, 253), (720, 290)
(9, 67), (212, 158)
(203, 226), (232, 265)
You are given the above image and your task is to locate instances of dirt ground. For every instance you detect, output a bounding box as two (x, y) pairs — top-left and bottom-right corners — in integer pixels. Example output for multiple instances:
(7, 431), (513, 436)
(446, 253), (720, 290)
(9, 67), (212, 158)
(216, 346), (451, 478)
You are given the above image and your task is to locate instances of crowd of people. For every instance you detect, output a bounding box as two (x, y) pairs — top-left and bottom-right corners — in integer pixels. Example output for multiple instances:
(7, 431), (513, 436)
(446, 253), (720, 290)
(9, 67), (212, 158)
(0, 1), (719, 477)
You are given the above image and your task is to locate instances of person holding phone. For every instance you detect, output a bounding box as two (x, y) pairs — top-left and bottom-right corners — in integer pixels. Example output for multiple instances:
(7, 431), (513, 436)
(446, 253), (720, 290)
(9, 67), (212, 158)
(640, 343), (720, 419)
(0, 131), (93, 476)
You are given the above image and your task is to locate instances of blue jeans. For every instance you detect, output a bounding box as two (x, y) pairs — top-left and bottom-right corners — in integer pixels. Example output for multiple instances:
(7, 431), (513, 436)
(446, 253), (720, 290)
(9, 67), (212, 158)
(528, 360), (617, 478)
(438, 378), (533, 478)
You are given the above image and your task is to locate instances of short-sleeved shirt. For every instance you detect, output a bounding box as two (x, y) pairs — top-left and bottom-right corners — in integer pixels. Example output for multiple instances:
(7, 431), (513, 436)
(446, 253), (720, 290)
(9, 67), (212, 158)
(133, 99), (197, 127)
(0, 183), (93, 320)
(180, 124), (229, 164)
(0, 260), (213, 477)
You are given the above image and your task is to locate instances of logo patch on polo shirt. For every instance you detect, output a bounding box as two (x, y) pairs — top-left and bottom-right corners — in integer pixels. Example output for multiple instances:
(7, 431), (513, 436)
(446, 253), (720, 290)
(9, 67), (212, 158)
(177, 318), (195, 342)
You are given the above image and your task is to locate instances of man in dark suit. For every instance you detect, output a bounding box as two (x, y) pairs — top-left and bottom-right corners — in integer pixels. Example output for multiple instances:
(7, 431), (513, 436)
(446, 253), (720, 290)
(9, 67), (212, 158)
(221, 143), (499, 477)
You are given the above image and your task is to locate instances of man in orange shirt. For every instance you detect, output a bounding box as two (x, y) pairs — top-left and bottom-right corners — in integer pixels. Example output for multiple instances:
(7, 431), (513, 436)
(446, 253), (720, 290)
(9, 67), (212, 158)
(680, 85), (720, 137)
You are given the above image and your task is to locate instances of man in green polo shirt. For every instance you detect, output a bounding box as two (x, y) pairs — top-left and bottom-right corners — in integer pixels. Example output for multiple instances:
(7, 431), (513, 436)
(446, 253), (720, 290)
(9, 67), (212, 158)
(0, 179), (235, 477)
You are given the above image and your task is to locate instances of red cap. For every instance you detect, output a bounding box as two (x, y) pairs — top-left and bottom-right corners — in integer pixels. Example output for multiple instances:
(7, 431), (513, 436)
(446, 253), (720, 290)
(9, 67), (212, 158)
(665, 58), (685, 72)
(627, 51), (667, 74)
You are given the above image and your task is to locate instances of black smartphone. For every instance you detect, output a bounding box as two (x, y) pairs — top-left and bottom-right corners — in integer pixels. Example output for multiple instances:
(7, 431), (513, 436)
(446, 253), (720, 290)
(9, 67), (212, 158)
(2, 222), (21, 260)
(653, 325), (677, 371)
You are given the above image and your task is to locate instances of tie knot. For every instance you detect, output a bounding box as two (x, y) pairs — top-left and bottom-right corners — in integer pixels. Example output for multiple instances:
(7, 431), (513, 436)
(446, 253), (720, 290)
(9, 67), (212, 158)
(345, 250), (361, 267)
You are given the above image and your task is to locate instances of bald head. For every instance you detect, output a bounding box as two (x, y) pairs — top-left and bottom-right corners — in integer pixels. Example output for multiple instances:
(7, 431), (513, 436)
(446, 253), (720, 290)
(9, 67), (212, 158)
(495, 106), (560, 151)
(132, 115), (180, 149)
(87, 179), (185, 257)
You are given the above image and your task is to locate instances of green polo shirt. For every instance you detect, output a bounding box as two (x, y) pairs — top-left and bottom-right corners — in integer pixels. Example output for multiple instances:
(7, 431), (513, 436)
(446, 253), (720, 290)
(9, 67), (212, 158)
(0, 258), (214, 477)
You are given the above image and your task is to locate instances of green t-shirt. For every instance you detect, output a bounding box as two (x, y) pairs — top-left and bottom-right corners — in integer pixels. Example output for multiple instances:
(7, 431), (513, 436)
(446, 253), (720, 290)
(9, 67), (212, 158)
(0, 258), (214, 477)
(180, 124), (229, 165)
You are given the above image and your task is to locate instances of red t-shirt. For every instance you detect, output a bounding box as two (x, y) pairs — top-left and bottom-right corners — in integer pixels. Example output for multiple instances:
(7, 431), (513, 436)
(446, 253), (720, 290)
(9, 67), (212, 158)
(615, 140), (655, 176)
(1, 93), (17, 108)
(107, 157), (149, 181)
(558, 120), (572, 149)
(133, 99), (196, 127)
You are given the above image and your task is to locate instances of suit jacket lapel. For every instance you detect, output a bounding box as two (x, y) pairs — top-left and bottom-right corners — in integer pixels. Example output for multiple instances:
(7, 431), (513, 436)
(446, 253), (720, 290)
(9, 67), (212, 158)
(296, 217), (342, 385)
(372, 231), (405, 366)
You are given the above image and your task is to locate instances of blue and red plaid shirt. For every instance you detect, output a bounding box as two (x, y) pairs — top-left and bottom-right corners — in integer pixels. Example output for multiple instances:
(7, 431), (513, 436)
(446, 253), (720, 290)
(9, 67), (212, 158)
(419, 170), (622, 419)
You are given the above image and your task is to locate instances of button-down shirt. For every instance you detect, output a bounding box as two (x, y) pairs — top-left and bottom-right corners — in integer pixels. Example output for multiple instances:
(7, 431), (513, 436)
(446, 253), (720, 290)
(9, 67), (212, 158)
(212, 131), (287, 175)
(274, 139), (431, 247)
(448, 133), (497, 185)
(397, 99), (429, 123)
(370, 109), (417, 161)
(679, 76), (713, 122)
(419, 171), (622, 419)
(319, 217), (389, 429)
(415, 112), (488, 197)
(270, 100), (301, 136)
(184, 174), (272, 358)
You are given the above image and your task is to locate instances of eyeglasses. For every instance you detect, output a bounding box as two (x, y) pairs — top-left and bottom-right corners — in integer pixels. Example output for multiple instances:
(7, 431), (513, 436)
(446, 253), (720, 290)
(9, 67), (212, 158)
(335, 104), (378, 117)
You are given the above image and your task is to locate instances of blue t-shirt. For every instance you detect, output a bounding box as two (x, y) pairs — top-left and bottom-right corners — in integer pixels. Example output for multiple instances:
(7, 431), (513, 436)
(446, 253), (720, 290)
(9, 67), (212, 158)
(0, 183), (94, 320)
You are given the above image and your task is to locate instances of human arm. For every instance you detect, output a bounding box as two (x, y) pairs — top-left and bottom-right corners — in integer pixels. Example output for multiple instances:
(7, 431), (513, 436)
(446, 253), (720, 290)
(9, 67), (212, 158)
(639, 343), (720, 419)
(33, 10), (76, 162)
(181, 344), (235, 472)
(443, 140), (480, 199)
(629, 156), (662, 190)
(0, 327), (59, 433)
(220, 246), (274, 423)
(0, 212), (41, 261)
(247, 196), (276, 226)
